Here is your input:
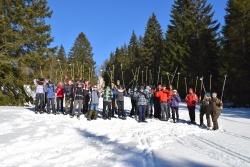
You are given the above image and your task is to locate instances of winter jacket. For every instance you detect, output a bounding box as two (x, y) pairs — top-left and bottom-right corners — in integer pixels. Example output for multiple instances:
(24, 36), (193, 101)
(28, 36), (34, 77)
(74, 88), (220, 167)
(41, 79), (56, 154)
(74, 87), (84, 100)
(145, 89), (152, 104)
(34, 79), (45, 94)
(91, 90), (100, 104)
(46, 84), (55, 99)
(210, 97), (223, 116)
(170, 94), (181, 108)
(135, 90), (148, 106)
(112, 89), (118, 101)
(185, 93), (198, 107)
(83, 89), (90, 103)
(56, 86), (64, 98)
(103, 88), (112, 102)
(116, 89), (124, 101)
(64, 84), (74, 98)
(155, 90), (170, 103)
(200, 99), (211, 114)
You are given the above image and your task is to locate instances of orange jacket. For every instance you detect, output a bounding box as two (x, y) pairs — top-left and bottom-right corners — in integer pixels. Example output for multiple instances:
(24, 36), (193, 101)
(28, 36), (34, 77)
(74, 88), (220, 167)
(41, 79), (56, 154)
(185, 93), (198, 107)
(155, 90), (170, 103)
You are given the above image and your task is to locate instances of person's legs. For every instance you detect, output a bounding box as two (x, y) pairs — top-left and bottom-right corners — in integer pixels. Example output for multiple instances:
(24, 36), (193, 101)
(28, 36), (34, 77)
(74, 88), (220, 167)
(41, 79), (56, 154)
(200, 112), (204, 126)
(206, 113), (211, 128)
(171, 107), (176, 122)
(138, 105), (142, 122)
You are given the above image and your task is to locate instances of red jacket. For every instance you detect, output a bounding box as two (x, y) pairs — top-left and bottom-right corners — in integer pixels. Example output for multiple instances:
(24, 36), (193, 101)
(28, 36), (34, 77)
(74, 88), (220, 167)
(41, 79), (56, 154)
(185, 93), (198, 107)
(56, 86), (64, 98)
(155, 90), (170, 103)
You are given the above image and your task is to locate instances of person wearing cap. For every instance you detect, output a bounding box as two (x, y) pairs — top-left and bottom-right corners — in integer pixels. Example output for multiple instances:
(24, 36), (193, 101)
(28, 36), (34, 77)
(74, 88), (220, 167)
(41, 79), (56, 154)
(210, 92), (223, 130)
(64, 80), (74, 116)
(129, 87), (138, 118)
(73, 82), (84, 119)
(116, 85), (126, 119)
(46, 80), (56, 114)
(185, 88), (198, 124)
(88, 85), (100, 120)
(169, 89), (181, 123)
(200, 93), (212, 129)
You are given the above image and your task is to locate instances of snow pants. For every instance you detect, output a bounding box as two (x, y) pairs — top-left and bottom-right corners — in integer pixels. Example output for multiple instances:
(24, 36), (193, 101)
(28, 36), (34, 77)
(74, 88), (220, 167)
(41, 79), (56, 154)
(171, 107), (179, 122)
(35, 93), (45, 112)
(47, 98), (55, 113)
(200, 111), (211, 127)
(117, 101), (125, 118)
(138, 105), (146, 122)
(73, 100), (83, 116)
(103, 101), (112, 119)
(65, 97), (74, 115)
(161, 102), (170, 121)
(56, 97), (64, 113)
(187, 106), (196, 123)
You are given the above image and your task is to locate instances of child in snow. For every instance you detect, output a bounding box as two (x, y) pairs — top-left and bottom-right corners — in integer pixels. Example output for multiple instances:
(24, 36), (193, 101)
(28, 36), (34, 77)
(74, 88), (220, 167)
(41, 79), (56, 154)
(56, 82), (64, 114)
(135, 86), (148, 122)
(34, 78), (45, 113)
(73, 82), (84, 119)
(46, 80), (56, 114)
(88, 85), (100, 120)
(170, 89), (181, 123)
(103, 86), (113, 120)
(210, 92), (223, 130)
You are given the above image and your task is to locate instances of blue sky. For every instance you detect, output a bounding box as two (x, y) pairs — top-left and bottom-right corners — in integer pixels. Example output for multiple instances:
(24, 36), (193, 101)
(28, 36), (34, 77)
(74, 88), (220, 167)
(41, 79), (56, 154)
(47, 0), (228, 67)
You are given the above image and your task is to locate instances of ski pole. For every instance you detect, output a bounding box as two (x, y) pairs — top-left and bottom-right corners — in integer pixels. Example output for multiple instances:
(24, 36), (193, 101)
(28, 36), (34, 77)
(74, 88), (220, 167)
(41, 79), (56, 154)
(167, 72), (170, 86)
(142, 70), (144, 85)
(195, 76), (198, 93)
(145, 66), (148, 85)
(171, 66), (178, 84)
(177, 72), (180, 90)
(221, 74), (227, 101)
(209, 74), (212, 94)
(157, 66), (160, 85)
(184, 77), (187, 94)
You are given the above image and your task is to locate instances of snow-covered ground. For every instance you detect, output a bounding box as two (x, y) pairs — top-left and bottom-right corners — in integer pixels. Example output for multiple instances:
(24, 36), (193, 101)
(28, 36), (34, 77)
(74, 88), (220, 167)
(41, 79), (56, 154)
(0, 97), (250, 167)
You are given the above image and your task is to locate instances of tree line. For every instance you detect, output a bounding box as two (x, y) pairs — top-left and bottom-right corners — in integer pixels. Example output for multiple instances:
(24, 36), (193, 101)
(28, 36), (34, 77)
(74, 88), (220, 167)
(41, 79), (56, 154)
(0, 0), (96, 105)
(102, 0), (250, 107)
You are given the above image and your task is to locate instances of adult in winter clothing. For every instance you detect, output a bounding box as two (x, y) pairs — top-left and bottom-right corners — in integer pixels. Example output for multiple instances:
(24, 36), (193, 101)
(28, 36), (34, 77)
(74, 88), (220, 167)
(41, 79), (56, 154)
(129, 87), (138, 117)
(56, 82), (64, 114)
(185, 88), (198, 124)
(46, 80), (56, 114)
(83, 80), (90, 114)
(153, 84), (162, 119)
(135, 86), (148, 122)
(116, 86), (126, 119)
(88, 85), (100, 120)
(145, 86), (153, 118)
(167, 85), (174, 119)
(103, 86), (113, 119)
(34, 78), (45, 113)
(210, 92), (223, 130)
(155, 85), (171, 121)
(111, 83), (118, 117)
(73, 82), (84, 119)
(200, 93), (212, 128)
(170, 90), (181, 123)
(64, 80), (74, 115)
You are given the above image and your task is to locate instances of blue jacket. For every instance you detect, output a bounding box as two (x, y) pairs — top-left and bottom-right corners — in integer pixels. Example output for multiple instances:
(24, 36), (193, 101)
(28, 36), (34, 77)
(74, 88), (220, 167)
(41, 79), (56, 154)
(46, 84), (55, 98)
(170, 95), (181, 108)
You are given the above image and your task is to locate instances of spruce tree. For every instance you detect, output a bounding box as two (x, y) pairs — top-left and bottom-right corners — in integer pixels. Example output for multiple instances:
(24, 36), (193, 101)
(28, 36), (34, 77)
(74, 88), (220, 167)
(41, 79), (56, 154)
(142, 13), (164, 85)
(222, 0), (250, 106)
(68, 32), (96, 82)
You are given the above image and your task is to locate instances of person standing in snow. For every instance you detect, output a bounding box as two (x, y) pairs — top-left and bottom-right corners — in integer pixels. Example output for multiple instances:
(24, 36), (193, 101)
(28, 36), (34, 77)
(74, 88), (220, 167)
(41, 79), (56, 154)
(129, 87), (138, 118)
(88, 85), (100, 121)
(64, 80), (74, 116)
(155, 85), (171, 121)
(56, 82), (64, 114)
(46, 80), (56, 114)
(73, 82), (84, 119)
(210, 92), (223, 130)
(83, 80), (90, 114)
(170, 89), (181, 123)
(34, 78), (45, 113)
(111, 83), (118, 117)
(185, 88), (198, 124)
(135, 86), (148, 122)
(103, 86), (113, 120)
(153, 84), (162, 119)
(116, 85), (126, 119)
(145, 86), (153, 118)
(167, 85), (174, 119)
(200, 93), (212, 129)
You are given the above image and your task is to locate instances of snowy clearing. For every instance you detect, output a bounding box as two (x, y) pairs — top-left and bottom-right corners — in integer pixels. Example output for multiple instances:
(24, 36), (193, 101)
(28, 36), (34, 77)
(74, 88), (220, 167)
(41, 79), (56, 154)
(0, 98), (250, 167)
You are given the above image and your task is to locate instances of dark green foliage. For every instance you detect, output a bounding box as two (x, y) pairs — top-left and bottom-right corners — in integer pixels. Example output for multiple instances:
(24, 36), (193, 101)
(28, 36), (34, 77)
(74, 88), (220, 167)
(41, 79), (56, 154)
(222, 0), (250, 106)
(68, 32), (96, 83)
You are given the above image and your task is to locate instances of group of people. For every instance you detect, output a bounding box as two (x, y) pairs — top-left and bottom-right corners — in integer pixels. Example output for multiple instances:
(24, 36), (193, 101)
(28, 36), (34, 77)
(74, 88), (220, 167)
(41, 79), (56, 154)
(34, 78), (223, 130)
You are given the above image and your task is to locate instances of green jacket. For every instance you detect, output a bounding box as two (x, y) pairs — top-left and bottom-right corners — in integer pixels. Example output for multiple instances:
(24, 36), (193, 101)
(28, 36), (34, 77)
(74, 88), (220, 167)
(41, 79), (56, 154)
(103, 88), (112, 102)
(200, 99), (211, 114)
